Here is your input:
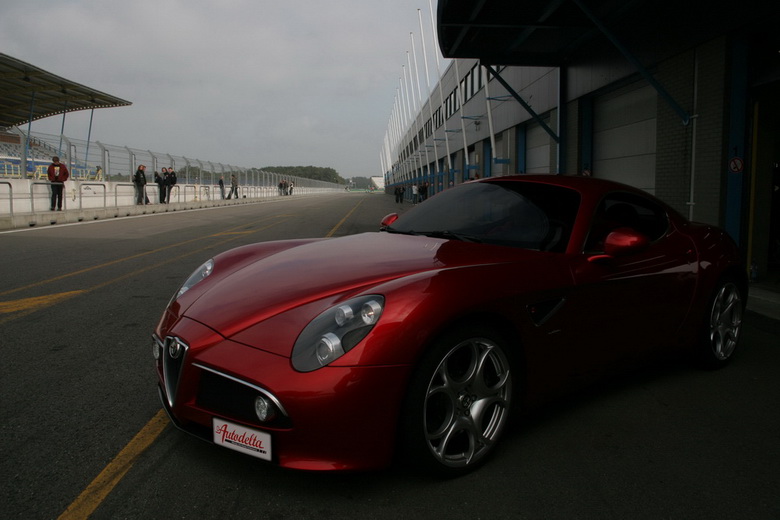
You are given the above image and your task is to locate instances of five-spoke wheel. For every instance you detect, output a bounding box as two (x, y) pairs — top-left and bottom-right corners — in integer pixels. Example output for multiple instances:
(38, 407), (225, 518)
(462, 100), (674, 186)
(404, 325), (514, 475)
(700, 279), (744, 368)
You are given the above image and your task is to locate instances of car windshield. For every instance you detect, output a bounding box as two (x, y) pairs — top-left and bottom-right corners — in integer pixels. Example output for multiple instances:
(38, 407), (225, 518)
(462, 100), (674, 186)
(386, 180), (580, 252)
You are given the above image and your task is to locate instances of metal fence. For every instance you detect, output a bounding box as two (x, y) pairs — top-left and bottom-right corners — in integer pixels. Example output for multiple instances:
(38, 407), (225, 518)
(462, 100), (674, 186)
(0, 129), (343, 217)
(0, 128), (340, 191)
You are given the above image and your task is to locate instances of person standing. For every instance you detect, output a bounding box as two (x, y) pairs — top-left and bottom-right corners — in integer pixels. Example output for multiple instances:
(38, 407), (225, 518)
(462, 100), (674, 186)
(169, 168), (177, 203)
(219, 175), (225, 199)
(160, 168), (170, 203)
(154, 170), (166, 203)
(420, 182), (428, 202)
(164, 167), (177, 203)
(133, 165), (148, 204)
(394, 185), (405, 204)
(227, 173), (238, 199)
(47, 156), (69, 211)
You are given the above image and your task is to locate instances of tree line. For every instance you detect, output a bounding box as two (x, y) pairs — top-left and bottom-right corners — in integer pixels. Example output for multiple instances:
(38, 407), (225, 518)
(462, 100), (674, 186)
(107, 165), (349, 185)
(262, 166), (345, 184)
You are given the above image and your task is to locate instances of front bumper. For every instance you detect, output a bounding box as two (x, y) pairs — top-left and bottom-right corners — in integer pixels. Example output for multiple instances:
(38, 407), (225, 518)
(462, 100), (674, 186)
(154, 320), (411, 471)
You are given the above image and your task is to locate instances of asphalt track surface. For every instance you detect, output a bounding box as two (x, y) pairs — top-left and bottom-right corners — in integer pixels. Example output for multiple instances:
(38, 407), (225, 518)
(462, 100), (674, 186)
(1, 192), (778, 519)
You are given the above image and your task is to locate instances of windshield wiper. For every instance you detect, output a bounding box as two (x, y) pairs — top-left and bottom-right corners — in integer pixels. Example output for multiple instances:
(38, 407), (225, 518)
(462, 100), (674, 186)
(383, 226), (418, 235)
(419, 230), (482, 243)
(385, 228), (481, 243)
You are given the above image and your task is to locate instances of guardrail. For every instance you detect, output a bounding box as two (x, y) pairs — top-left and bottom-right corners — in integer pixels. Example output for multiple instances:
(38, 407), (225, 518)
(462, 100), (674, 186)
(30, 181), (57, 212)
(114, 183), (135, 207)
(0, 178), (344, 217)
(79, 183), (107, 209)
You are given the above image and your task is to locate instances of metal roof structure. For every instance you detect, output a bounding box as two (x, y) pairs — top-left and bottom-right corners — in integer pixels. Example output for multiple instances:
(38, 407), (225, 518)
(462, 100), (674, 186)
(436, 0), (778, 67)
(436, 0), (779, 131)
(0, 53), (131, 129)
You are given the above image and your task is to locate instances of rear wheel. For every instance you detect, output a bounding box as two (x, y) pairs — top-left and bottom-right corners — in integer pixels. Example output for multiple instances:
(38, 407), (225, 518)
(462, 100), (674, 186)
(402, 324), (513, 476)
(699, 279), (744, 368)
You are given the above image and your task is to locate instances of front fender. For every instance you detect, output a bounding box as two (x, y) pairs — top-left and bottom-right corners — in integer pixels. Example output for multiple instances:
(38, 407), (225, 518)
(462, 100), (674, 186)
(336, 257), (573, 368)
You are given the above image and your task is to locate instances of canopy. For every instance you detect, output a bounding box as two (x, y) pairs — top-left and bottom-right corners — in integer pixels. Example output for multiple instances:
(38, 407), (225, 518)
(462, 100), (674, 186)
(436, 0), (777, 66)
(0, 53), (131, 128)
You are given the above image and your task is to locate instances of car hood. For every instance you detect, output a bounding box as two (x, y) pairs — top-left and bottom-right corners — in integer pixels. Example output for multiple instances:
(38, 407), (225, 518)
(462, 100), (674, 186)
(180, 232), (540, 337)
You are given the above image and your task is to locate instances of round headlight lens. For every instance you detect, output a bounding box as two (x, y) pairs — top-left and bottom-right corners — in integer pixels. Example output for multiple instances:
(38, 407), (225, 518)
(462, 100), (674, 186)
(360, 300), (382, 325)
(334, 305), (354, 326)
(316, 333), (343, 365)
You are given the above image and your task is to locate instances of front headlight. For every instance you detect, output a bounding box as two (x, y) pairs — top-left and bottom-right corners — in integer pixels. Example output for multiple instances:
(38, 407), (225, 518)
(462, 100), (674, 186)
(175, 258), (214, 300)
(292, 295), (385, 372)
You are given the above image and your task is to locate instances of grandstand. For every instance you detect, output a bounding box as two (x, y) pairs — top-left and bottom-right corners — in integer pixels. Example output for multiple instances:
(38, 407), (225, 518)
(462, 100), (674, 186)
(0, 129), (66, 179)
(0, 53), (131, 179)
(370, 176), (385, 191)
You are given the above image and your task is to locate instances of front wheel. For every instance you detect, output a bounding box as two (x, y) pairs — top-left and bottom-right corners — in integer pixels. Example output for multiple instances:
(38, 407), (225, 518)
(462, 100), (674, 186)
(698, 279), (744, 369)
(402, 324), (514, 476)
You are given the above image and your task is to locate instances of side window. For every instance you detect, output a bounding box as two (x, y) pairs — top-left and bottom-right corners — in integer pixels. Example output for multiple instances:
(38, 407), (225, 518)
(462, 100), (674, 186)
(584, 193), (669, 252)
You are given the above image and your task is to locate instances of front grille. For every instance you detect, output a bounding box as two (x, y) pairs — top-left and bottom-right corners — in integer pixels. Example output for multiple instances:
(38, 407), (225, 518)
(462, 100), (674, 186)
(194, 365), (291, 429)
(161, 336), (189, 408)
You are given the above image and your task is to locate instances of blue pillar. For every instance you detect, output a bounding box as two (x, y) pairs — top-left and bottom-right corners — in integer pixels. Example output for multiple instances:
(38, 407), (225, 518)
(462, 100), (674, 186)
(725, 38), (748, 244)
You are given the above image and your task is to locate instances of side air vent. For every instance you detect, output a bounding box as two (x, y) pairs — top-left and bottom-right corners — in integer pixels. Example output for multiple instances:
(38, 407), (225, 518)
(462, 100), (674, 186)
(527, 297), (566, 327)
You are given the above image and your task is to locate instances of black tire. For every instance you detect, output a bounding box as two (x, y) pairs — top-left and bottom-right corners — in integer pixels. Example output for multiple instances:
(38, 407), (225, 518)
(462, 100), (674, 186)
(401, 323), (514, 476)
(698, 279), (744, 369)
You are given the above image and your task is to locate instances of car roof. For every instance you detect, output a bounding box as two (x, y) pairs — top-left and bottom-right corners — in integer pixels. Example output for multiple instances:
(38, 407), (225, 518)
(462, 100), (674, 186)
(476, 174), (688, 242)
(477, 174), (645, 195)
(477, 174), (680, 212)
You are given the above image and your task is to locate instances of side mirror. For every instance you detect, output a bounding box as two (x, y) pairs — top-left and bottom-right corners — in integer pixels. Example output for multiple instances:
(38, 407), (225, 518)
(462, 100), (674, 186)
(588, 227), (649, 263)
(380, 213), (399, 230)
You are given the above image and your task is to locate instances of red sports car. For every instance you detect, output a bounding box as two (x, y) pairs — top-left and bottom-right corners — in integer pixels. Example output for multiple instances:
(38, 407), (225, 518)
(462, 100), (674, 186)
(153, 175), (747, 475)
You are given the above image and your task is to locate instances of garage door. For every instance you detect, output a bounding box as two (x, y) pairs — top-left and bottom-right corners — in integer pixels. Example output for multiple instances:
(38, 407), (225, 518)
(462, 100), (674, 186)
(593, 83), (657, 193)
(525, 120), (551, 173)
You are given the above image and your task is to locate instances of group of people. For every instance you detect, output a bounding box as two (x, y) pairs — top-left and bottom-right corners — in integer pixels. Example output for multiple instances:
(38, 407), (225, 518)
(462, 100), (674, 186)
(394, 182), (430, 204)
(277, 179), (294, 196)
(218, 174), (239, 199)
(134, 165), (177, 205)
(46, 155), (247, 209)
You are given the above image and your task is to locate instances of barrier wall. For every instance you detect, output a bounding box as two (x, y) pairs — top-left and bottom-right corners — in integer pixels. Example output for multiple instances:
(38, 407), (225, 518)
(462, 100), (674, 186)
(0, 178), (342, 230)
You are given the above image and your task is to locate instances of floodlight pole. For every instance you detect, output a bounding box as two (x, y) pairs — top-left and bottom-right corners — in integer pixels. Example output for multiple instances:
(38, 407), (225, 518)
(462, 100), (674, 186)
(84, 109), (94, 173)
(58, 104), (67, 156)
(22, 92), (35, 177)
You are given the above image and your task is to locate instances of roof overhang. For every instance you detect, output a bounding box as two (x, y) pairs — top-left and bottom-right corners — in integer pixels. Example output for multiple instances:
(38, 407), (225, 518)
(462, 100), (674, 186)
(0, 53), (131, 128)
(436, 0), (779, 67)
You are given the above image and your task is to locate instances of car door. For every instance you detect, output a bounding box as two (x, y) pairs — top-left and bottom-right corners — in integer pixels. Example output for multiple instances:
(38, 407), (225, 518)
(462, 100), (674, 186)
(563, 192), (698, 376)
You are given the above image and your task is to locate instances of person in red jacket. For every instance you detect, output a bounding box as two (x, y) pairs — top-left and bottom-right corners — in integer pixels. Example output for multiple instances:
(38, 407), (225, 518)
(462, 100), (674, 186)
(47, 156), (70, 211)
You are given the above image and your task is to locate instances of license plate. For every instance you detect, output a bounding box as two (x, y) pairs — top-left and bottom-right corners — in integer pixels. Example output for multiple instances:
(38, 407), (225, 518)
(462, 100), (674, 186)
(212, 418), (272, 461)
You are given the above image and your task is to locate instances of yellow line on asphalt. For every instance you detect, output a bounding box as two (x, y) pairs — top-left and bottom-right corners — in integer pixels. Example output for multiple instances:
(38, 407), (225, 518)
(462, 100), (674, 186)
(58, 409), (170, 520)
(0, 221), (289, 326)
(0, 215), (296, 325)
(326, 198), (365, 237)
(211, 230), (256, 236)
(0, 290), (86, 314)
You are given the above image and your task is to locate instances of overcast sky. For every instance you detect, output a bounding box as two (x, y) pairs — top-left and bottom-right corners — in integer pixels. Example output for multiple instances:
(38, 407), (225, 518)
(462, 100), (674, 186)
(1, 0), (448, 179)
